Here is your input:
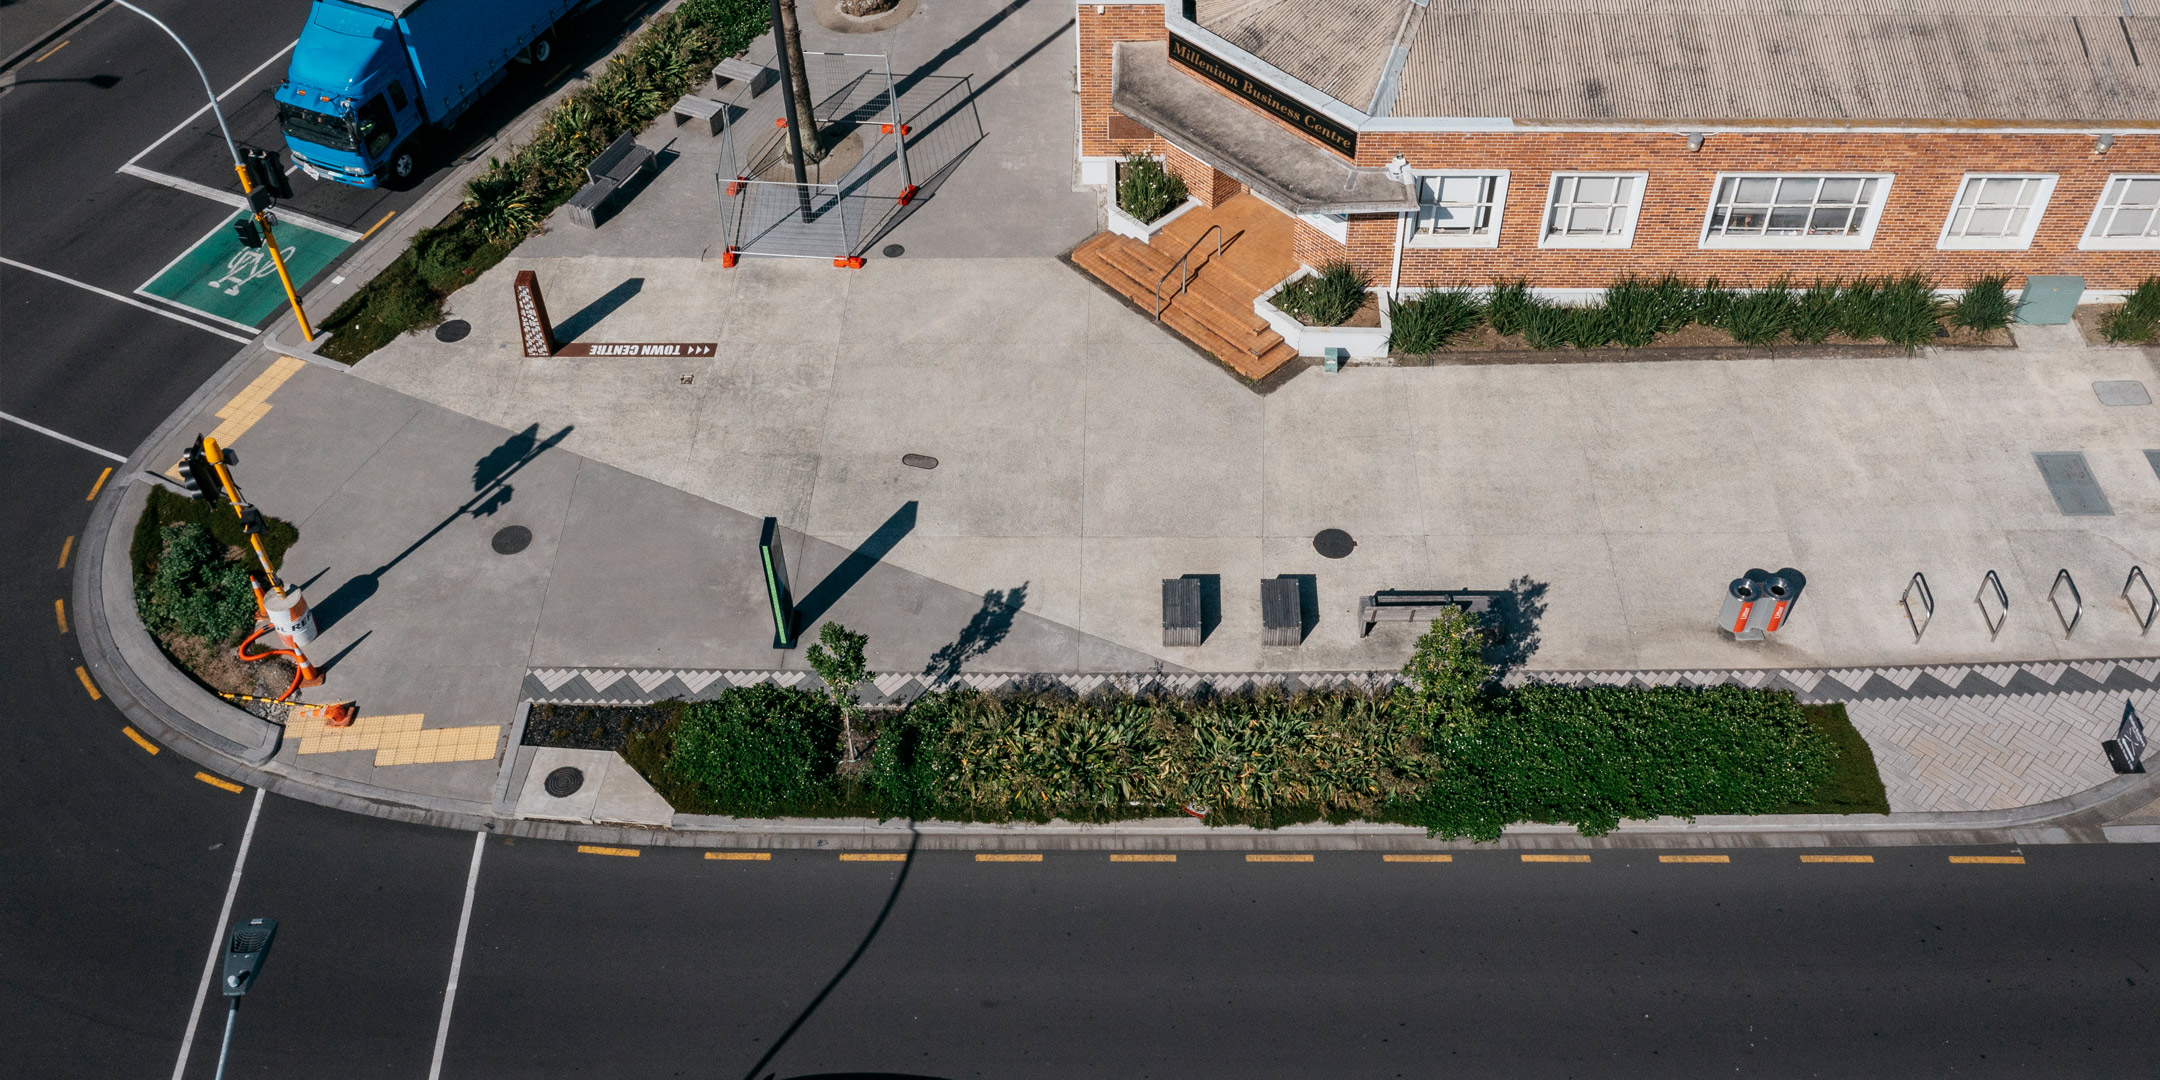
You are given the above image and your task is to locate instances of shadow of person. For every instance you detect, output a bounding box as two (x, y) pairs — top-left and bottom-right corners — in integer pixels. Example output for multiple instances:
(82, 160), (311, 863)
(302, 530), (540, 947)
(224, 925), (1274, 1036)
(470, 484), (513, 518)
(923, 583), (1028, 683)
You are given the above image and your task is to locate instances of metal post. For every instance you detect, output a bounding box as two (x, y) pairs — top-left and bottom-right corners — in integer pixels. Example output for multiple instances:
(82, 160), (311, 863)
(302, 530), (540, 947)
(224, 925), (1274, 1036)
(113, 2), (313, 340)
(212, 999), (240, 1080)
(881, 53), (915, 205)
(767, 0), (813, 221)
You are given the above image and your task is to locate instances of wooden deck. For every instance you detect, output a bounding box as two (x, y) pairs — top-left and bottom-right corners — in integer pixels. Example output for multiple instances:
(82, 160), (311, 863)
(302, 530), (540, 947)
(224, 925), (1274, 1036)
(1070, 194), (1301, 380)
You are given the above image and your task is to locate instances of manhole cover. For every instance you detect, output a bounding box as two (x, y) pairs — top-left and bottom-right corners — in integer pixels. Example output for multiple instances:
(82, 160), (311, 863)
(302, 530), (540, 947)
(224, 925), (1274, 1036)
(491, 525), (533, 554)
(1313, 529), (1356, 559)
(435, 319), (472, 342)
(902, 453), (938, 469)
(883, 244), (904, 258)
(543, 766), (584, 797)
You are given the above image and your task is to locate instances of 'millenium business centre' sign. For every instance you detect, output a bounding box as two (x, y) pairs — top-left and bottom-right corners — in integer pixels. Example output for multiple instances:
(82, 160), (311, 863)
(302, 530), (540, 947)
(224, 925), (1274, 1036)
(1168, 33), (1357, 159)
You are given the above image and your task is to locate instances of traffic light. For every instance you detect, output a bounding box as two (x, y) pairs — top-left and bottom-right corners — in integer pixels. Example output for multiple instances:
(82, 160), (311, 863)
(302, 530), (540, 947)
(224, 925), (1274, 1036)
(242, 146), (292, 201)
(221, 917), (277, 996)
(180, 439), (223, 505)
(233, 216), (263, 249)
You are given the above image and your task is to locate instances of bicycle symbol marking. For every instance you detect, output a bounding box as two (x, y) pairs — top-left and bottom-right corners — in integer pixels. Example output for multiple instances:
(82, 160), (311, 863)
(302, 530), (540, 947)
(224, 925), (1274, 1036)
(206, 244), (297, 297)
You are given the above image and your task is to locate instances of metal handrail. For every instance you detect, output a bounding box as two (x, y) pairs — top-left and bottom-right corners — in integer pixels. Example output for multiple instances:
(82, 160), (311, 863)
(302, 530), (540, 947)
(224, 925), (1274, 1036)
(1153, 224), (1223, 320)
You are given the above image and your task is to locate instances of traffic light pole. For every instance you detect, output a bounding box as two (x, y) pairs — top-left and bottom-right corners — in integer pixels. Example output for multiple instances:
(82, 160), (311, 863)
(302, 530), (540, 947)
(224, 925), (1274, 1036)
(112, 1), (314, 340)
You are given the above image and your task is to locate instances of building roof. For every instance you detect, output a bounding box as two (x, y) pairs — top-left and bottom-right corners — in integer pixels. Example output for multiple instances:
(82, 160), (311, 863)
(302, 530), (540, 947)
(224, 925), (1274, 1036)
(1193, 0), (2160, 124)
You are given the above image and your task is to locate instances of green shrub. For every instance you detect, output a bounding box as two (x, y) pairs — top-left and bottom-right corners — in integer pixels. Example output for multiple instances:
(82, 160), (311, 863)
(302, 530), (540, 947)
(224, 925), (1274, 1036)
(1721, 280), (1795, 346)
(1789, 279), (1840, 343)
(1484, 279), (1535, 335)
(1603, 275), (1693, 347)
(1386, 288), (1483, 353)
(1398, 685), (1835, 840)
(1877, 274), (1945, 350)
(134, 522), (258, 644)
(131, 485), (296, 585)
(1115, 154), (1188, 224)
(1949, 274), (2014, 333)
(668, 685), (841, 816)
(1396, 610), (1491, 734)
(2100, 276), (2160, 344)
(1774, 704), (1890, 814)
(1271, 261), (1370, 326)
(1688, 278), (1736, 326)
(1832, 277), (1886, 340)
(1518, 300), (1572, 349)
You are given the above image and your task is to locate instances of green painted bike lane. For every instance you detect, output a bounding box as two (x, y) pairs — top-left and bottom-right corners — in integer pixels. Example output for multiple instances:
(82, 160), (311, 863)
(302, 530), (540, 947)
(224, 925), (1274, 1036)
(139, 212), (350, 328)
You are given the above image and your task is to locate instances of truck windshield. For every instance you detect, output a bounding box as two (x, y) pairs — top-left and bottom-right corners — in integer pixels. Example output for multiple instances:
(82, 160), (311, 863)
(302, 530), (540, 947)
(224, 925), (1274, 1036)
(278, 102), (355, 153)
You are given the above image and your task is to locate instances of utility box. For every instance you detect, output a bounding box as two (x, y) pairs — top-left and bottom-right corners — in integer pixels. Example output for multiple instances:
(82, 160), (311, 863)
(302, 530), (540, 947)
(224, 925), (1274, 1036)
(1261, 578), (1303, 647)
(1163, 578), (1203, 646)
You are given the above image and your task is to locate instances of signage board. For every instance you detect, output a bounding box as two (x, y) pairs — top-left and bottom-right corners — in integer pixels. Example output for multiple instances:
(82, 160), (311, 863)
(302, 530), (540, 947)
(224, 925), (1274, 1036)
(1167, 33), (1358, 159)
(512, 271), (714, 358)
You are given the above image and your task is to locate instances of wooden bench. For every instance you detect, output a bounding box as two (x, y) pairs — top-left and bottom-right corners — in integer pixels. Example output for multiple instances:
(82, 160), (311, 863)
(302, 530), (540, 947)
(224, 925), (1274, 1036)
(1162, 578), (1202, 647)
(670, 94), (724, 136)
(564, 131), (657, 229)
(1358, 590), (1496, 638)
(1261, 578), (1303, 647)
(713, 57), (776, 96)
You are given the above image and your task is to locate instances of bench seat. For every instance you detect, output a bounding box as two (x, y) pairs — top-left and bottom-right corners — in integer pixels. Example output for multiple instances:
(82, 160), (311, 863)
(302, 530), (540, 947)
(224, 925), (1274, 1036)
(1358, 590), (1496, 637)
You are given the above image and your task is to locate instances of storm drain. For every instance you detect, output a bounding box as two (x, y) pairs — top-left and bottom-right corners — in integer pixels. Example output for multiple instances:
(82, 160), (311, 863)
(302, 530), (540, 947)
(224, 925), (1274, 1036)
(902, 454), (938, 470)
(492, 526), (533, 554)
(435, 320), (472, 342)
(544, 767), (585, 797)
(1313, 529), (1356, 559)
(2033, 452), (2113, 516)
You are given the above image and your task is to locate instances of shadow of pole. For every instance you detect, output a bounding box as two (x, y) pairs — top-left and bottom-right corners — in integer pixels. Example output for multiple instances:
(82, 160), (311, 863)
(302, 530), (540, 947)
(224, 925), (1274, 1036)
(791, 501), (918, 628)
(739, 827), (922, 1080)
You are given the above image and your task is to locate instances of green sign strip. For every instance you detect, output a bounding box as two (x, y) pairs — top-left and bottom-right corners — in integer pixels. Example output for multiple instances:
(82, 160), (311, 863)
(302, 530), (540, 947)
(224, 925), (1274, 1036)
(139, 212), (350, 328)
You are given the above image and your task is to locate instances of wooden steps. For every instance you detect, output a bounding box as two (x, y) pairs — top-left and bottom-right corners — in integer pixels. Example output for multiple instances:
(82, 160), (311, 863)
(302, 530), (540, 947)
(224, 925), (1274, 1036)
(1071, 230), (1296, 381)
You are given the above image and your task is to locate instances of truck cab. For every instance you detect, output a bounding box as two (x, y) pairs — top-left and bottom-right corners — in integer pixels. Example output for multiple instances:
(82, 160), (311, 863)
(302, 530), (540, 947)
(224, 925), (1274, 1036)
(276, 1), (425, 187)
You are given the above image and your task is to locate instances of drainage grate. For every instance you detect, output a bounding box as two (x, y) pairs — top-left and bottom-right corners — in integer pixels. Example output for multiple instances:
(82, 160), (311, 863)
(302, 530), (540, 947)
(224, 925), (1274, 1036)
(491, 526), (533, 554)
(544, 766), (584, 797)
(1313, 529), (1356, 559)
(2033, 452), (2113, 516)
(2095, 380), (2152, 407)
(902, 453), (938, 470)
(435, 320), (472, 343)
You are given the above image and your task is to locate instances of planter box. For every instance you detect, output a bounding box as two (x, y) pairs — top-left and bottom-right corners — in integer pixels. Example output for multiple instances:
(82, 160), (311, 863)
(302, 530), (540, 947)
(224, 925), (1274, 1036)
(1254, 269), (1391, 360)
(1107, 193), (1199, 242)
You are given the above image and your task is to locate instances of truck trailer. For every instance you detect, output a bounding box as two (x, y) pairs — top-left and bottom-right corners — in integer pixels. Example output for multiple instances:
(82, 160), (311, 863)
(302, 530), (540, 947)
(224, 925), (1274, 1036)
(276, 0), (583, 188)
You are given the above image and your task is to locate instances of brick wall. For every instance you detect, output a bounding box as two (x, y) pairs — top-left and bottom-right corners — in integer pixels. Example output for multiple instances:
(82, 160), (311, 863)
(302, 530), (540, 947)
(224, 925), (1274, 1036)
(1079, 3), (1168, 160)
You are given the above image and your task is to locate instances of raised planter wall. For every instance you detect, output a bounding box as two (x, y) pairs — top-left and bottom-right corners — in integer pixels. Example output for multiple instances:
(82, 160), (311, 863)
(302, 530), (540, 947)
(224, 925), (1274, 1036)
(1107, 192), (1200, 242)
(1255, 268), (1391, 360)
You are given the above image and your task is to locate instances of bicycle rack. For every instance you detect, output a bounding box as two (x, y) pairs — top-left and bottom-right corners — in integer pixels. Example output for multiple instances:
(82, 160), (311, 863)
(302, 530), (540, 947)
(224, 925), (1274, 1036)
(2124, 566), (2157, 635)
(2048, 568), (2082, 638)
(1975, 570), (2009, 640)
(1900, 572), (1934, 642)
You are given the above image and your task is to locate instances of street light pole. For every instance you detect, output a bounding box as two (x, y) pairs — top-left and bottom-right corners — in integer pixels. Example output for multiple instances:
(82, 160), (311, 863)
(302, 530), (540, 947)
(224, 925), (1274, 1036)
(112, 1), (315, 341)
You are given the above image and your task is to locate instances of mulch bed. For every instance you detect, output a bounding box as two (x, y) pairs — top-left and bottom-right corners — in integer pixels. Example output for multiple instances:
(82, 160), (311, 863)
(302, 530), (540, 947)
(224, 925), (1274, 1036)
(523, 701), (684, 750)
(1393, 322), (2014, 366)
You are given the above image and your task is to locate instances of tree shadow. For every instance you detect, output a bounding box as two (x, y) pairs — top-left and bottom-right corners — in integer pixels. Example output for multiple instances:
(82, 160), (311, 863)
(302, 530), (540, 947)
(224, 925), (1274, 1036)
(739, 828), (920, 1080)
(551, 277), (645, 342)
(793, 502), (918, 629)
(924, 583), (1028, 683)
(1484, 575), (1549, 679)
(1181, 573), (1220, 642)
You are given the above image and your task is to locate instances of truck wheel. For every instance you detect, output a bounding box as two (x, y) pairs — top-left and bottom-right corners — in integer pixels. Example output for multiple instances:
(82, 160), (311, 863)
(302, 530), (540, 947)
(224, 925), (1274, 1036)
(391, 151), (416, 181)
(531, 37), (552, 63)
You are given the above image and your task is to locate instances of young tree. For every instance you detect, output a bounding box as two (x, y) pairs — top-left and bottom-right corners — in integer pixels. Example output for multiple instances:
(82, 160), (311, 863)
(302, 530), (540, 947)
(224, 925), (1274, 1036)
(806, 621), (869, 762)
(774, 0), (825, 163)
(1399, 607), (1492, 736)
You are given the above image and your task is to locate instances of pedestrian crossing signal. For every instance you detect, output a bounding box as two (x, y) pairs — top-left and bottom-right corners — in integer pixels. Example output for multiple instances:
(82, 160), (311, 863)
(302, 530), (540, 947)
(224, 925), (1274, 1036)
(180, 439), (223, 505)
(232, 217), (263, 249)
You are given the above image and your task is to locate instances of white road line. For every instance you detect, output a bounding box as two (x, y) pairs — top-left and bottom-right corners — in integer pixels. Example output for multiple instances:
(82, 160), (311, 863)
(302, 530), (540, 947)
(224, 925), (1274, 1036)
(117, 164), (365, 242)
(125, 40), (296, 170)
(0, 255), (254, 343)
(172, 786), (266, 1080)
(428, 832), (488, 1080)
(0, 409), (126, 462)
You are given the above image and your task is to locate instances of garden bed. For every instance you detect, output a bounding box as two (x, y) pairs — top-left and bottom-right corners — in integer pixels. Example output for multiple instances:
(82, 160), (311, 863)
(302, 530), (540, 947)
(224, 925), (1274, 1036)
(2072, 277), (2160, 346)
(130, 486), (301, 699)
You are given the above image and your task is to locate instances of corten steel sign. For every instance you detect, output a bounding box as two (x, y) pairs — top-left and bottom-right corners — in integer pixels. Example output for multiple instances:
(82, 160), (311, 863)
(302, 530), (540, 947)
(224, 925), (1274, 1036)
(512, 270), (716, 358)
(1168, 33), (1358, 159)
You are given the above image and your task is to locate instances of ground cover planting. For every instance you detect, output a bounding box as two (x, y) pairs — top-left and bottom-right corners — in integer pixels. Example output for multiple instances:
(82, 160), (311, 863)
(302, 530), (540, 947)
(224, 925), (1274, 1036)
(1114, 153), (1188, 224)
(2094, 276), (2160, 345)
(130, 486), (300, 697)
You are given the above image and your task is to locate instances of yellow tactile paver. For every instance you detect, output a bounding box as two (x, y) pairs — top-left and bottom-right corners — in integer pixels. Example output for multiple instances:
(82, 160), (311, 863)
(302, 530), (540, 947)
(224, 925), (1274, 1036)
(167, 356), (308, 477)
(288, 713), (500, 767)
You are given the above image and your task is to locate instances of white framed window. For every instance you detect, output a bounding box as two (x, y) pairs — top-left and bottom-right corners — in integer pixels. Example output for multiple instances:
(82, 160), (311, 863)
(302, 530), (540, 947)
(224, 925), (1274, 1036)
(1700, 173), (1892, 250)
(1938, 174), (2056, 250)
(1539, 172), (1645, 249)
(1410, 171), (1508, 248)
(1301, 211), (1349, 244)
(2080, 175), (2160, 250)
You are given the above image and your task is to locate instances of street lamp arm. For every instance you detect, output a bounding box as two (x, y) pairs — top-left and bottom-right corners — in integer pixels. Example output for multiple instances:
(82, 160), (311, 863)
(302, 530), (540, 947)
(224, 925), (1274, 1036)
(111, 1), (244, 169)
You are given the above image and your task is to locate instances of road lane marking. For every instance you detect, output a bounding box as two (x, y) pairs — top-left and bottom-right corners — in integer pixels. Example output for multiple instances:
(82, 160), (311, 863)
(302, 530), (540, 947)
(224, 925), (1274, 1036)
(1383, 854), (1453, 862)
(359, 210), (397, 241)
(35, 39), (71, 62)
(172, 787), (265, 1080)
(1247, 853), (1313, 862)
(126, 41), (297, 170)
(120, 167), (364, 242)
(1522, 854), (1590, 862)
(75, 666), (100, 699)
(55, 599), (67, 633)
(1801, 855), (1874, 863)
(840, 853), (907, 861)
(58, 535), (74, 568)
(427, 832), (487, 1080)
(123, 726), (160, 754)
(194, 772), (244, 793)
(706, 851), (771, 860)
(1949, 855), (2025, 864)
(1110, 853), (1176, 862)
(577, 845), (639, 857)
(87, 466), (113, 497)
(1660, 854), (1729, 863)
(976, 853), (1042, 862)
(0, 408), (126, 463)
(0, 257), (252, 344)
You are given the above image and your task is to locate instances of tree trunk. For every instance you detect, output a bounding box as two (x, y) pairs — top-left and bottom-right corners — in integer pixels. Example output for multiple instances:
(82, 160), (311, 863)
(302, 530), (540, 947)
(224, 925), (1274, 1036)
(777, 0), (825, 163)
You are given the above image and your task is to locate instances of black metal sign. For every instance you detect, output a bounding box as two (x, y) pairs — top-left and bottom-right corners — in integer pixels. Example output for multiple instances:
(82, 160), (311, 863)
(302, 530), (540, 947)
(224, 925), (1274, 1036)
(2121, 700), (2147, 767)
(1167, 33), (1358, 159)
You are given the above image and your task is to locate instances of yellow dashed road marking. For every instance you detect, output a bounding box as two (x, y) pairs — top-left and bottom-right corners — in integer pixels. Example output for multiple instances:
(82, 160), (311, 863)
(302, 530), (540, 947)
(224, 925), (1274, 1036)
(35, 39), (70, 63)
(1522, 854), (1590, 863)
(1383, 854), (1454, 862)
(976, 853), (1042, 862)
(1949, 855), (2025, 865)
(358, 210), (397, 240)
(706, 851), (771, 860)
(1660, 854), (1729, 863)
(58, 535), (73, 569)
(1801, 854), (1874, 863)
(86, 467), (112, 500)
(578, 845), (640, 857)
(1247, 853), (1313, 863)
(195, 772), (244, 793)
(165, 357), (308, 478)
(123, 726), (160, 754)
(75, 666), (100, 700)
(55, 599), (67, 633)
(1111, 853), (1177, 862)
(839, 853), (907, 862)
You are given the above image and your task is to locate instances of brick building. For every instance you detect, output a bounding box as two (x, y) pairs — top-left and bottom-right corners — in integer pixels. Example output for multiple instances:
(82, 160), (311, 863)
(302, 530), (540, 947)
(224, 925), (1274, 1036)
(1076, 0), (2160, 300)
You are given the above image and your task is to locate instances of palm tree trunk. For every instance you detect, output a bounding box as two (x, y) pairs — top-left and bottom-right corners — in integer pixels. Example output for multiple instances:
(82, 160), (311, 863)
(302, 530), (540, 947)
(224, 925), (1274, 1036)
(777, 0), (825, 163)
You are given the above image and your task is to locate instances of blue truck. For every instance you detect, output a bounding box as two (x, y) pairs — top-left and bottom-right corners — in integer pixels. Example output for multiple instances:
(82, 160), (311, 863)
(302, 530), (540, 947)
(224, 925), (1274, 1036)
(276, 0), (584, 188)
